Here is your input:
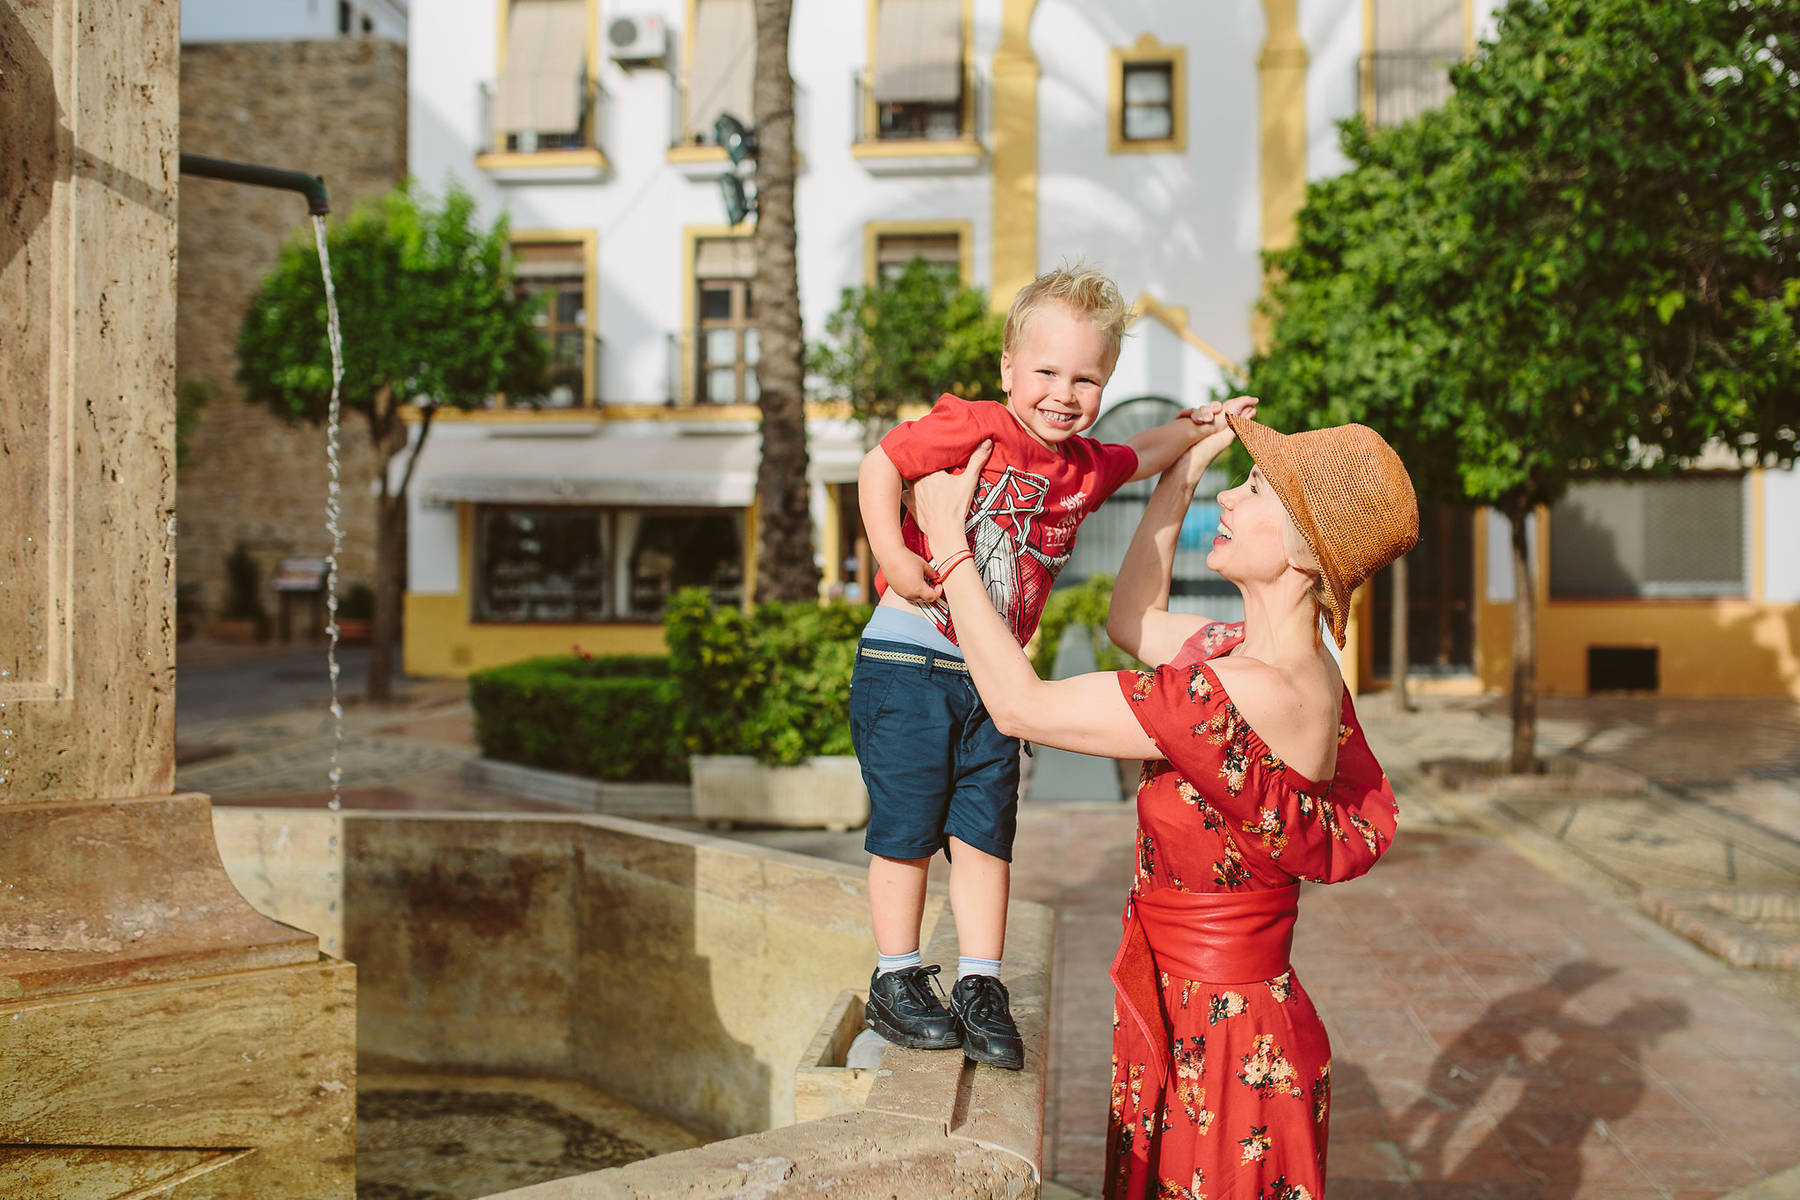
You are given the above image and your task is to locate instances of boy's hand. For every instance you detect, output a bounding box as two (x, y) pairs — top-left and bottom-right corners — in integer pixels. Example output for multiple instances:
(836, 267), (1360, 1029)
(883, 551), (944, 605)
(1187, 396), (1258, 454)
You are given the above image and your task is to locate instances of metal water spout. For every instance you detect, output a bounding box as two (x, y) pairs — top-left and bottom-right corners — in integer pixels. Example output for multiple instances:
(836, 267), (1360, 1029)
(178, 152), (330, 214)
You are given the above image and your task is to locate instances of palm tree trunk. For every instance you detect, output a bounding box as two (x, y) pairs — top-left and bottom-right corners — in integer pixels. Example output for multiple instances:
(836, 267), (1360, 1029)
(750, 0), (819, 603)
(1507, 505), (1537, 773)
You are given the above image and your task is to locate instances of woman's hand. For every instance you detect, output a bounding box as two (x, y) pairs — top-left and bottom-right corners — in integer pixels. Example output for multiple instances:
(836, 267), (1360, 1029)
(910, 440), (994, 551)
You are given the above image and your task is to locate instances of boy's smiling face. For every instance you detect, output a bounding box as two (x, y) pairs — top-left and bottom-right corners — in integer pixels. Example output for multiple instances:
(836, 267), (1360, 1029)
(1000, 301), (1115, 449)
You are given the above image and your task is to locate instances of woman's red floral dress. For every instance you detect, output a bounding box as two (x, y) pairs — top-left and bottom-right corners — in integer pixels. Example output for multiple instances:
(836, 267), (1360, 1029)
(1106, 622), (1399, 1200)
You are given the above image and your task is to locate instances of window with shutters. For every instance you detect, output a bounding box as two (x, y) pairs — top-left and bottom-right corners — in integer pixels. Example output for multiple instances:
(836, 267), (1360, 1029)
(1549, 475), (1748, 599)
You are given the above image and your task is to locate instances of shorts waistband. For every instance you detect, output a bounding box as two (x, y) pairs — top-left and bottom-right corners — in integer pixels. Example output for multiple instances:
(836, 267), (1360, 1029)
(856, 640), (970, 673)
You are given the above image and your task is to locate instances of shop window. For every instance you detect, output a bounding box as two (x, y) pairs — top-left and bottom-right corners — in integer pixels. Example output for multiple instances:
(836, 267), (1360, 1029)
(866, 0), (966, 142)
(477, 508), (608, 622)
(1549, 475), (1747, 598)
(477, 506), (744, 622)
(694, 237), (758, 404)
(494, 0), (592, 151)
(512, 240), (589, 406)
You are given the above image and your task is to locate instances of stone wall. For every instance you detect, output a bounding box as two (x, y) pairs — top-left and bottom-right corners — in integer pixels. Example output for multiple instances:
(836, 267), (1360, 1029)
(177, 38), (406, 621)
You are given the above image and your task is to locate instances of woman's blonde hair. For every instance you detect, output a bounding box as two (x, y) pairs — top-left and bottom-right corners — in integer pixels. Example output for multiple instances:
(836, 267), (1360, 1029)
(1002, 264), (1132, 366)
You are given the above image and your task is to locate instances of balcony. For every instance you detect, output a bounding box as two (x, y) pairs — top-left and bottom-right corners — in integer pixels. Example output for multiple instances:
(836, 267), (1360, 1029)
(851, 67), (984, 175)
(475, 76), (610, 182)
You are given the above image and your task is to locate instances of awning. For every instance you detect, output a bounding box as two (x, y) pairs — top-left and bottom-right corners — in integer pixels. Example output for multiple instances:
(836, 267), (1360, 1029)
(494, 0), (588, 136)
(872, 0), (963, 104)
(689, 0), (755, 139)
(419, 429), (761, 507)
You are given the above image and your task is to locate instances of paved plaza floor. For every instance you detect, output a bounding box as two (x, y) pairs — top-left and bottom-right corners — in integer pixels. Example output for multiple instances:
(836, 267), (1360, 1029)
(178, 643), (1800, 1199)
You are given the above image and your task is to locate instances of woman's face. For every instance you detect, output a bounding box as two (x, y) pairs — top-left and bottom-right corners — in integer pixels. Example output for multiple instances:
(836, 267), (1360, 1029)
(1207, 466), (1308, 583)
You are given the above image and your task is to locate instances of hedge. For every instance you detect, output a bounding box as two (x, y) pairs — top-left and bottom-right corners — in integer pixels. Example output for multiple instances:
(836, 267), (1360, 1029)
(469, 654), (687, 782)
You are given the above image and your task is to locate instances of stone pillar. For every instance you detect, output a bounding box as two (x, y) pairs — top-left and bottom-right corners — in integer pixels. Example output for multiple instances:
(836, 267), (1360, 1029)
(0, 2), (354, 1195)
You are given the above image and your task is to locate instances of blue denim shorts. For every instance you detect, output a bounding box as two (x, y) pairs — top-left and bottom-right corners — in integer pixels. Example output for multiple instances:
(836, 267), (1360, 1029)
(849, 639), (1022, 862)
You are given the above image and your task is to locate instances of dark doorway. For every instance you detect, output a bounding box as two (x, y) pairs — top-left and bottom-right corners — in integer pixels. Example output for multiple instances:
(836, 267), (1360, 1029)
(1371, 503), (1475, 674)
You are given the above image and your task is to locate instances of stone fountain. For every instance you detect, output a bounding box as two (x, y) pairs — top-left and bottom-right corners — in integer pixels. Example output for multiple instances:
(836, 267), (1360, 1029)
(0, 2), (355, 1194)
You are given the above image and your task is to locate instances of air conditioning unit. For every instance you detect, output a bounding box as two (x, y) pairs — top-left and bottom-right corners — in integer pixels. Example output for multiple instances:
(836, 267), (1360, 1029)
(607, 12), (668, 66)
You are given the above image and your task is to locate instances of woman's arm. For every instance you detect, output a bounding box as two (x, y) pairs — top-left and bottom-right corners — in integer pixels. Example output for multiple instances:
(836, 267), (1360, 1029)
(1106, 397), (1258, 665)
(911, 444), (1161, 761)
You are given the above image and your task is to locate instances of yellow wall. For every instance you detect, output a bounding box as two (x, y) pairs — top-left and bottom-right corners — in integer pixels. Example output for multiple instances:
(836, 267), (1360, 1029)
(1476, 596), (1800, 698)
(402, 505), (669, 678)
(1474, 479), (1799, 697)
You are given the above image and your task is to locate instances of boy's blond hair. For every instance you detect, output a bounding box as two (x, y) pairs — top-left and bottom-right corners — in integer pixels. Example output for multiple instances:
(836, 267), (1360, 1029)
(1002, 264), (1132, 367)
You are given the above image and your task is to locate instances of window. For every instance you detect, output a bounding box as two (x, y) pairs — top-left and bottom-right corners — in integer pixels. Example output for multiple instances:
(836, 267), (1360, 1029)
(1109, 37), (1185, 154)
(511, 240), (589, 406)
(1549, 476), (1747, 598)
(694, 237), (758, 404)
(865, 0), (966, 142)
(338, 1), (354, 34)
(477, 508), (608, 622)
(1365, 0), (1465, 127)
(873, 231), (962, 283)
(494, 0), (592, 151)
(683, 0), (755, 146)
(476, 506), (744, 621)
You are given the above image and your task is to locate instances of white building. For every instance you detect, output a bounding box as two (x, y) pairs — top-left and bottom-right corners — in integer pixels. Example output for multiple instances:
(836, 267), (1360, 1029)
(394, 0), (1800, 701)
(182, 0), (409, 42)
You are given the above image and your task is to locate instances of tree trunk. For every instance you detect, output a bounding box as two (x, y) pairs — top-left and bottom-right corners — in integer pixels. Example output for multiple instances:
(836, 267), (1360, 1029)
(366, 404), (432, 703)
(369, 495), (403, 703)
(1390, 554), (1412, 712)
(750, 0), (819, 603)
(1507, 505), (1537, 773)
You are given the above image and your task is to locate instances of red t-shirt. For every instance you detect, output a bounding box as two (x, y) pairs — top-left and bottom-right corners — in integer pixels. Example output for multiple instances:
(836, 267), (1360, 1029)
(877, 393), (1139, 647)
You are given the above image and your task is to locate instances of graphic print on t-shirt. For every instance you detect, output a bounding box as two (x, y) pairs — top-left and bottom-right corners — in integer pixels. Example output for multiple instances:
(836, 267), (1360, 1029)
(918, 464), (1070, 644)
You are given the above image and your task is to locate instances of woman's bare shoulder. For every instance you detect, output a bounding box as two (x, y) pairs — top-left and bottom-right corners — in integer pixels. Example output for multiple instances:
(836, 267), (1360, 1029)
(1206, 654), (1343, 778)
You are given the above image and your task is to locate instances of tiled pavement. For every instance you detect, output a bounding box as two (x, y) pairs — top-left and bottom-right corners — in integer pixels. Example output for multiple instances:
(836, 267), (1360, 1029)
(179, 655), (1800, 1200)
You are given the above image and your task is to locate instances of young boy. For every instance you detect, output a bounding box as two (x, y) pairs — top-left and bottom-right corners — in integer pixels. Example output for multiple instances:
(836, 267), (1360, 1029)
(851, 265), (1211, 1068)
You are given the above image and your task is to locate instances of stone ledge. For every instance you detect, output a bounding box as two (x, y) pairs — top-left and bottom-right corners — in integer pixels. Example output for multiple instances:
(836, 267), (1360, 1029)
(462, 757), (691, 818)
(1638, 887), (1800, 970)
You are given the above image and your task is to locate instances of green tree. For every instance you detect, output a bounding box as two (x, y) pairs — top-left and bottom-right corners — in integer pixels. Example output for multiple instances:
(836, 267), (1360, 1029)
(750, 0), (821, 603)
(237, 183), (548, 700)
(809, 257), (1006, 435)
(1249, 0), (1800, 770)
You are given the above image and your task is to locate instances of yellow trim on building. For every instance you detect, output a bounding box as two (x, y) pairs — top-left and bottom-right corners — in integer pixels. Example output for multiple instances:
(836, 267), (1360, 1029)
(1258, 0), (1308, 258)
(667, 143), (731, 165)
(1108, 34), (1187, 155)
(849, 138), (983, 161)
(1359, 0), (1378, 122)
(821, 483), (843, 591)
(862, 218), (975, 285)
(860, 0), (977, 147)
(1750, 467), (1767, 604)
(1126, 293), (1242, 376)
(680, 222), (756, 406)
(990, 0), (1042, 313)
(512, 227), (599, 403)
(475, 148), (610, 172)
(1470, 495), (1800, 698)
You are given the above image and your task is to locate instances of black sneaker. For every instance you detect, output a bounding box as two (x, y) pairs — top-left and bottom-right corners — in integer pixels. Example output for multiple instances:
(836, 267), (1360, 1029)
(865, 964), (962, 1050)
(950, 974), (1024, 1070)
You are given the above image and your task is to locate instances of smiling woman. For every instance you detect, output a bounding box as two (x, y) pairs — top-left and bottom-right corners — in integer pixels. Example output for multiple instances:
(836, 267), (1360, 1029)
(908, 405), (1421, 1199)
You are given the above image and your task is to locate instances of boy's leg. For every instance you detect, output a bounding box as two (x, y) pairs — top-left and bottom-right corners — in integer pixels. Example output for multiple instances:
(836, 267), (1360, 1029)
(868, 854), (931, 956)
(945, 836), (1008, 961)
(941, 692), (1026, 1070)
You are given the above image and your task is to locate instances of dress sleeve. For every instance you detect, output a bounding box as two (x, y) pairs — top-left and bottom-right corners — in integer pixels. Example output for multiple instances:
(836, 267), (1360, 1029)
(878, 393), (986, 478)
(1117, 665), (1398, 885)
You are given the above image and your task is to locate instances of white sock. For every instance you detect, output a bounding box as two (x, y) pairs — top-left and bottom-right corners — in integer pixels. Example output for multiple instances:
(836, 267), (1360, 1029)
(876, 949), (923, 976)
(958, 955), (1002, 980)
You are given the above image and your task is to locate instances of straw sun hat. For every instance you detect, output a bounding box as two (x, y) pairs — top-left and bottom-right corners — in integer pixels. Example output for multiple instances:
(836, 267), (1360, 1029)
(1225, 413), (1419, 649)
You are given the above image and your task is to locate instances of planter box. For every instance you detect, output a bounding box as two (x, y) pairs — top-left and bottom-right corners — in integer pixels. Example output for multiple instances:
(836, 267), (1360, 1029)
(690, 754), (869, 831)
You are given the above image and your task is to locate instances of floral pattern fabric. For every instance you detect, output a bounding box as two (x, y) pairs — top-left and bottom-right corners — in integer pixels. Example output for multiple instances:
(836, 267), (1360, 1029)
(1105, 623), (1399, 1199)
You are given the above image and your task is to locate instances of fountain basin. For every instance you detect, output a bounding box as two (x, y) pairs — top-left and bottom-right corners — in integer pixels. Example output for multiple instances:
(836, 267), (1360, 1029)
(213, 807), (1052, 1197)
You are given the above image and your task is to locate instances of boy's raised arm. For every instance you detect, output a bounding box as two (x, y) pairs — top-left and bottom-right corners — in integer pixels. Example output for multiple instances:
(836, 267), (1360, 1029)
(858, 444), (943, 605)
(1122, 410), (1208, 482)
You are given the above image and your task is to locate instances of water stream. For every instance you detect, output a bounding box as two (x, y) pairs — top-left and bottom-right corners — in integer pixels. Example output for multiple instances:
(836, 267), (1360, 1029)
(314, 213), (346, 814)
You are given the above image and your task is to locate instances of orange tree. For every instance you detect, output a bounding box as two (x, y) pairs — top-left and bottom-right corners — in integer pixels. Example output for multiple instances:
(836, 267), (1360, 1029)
(237, 183), (547, 700)
(1248, 0), (1799, 769)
